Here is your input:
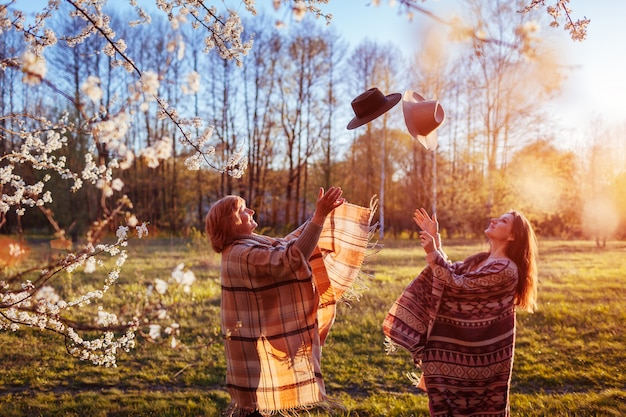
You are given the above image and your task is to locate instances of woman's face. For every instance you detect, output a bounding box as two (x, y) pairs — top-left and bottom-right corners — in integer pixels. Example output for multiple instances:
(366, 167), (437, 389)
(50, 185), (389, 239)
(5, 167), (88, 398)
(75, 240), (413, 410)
(484, 213), (514, 242)
(234, 202), (257, 235)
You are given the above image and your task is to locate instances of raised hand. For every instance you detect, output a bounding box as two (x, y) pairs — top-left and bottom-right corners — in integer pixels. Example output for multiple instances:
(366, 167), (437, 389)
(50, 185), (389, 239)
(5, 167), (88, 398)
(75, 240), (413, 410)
(419, 231), (437, 254)
(311, 186), (345, 225)
(413, 208), (438, 236)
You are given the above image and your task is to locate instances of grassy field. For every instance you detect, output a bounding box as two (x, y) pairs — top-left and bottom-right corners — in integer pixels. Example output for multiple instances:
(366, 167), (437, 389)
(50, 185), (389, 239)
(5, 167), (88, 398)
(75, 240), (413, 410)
(0, 236), (624, 417)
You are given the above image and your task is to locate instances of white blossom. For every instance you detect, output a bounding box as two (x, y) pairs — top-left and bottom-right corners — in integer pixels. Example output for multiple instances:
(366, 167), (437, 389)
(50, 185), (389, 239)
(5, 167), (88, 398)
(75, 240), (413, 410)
(80, 76), (103, 102)
(84, 256), (97, 274)
(154, 279), (168, 295)
(148, 324), (161, 340)
(141, 147), (159, 168)
(140, 137), (172, 168)
(127, 215), (138, 227)
(96, 179), (114, 197)
(293, 2), (307, 21)
(111, 178), (124, 192)
(8, 243), (26, 258)
(171, 263), (195, 293)
(116, 225), (129, 240)
(21, 51), (47, 85)
(92, 112), (130, 147)
(136, 222), (149, 238)
(140, 71), (159, 97)
(96, 307), (119, 327)
(182, 71), (200, 95)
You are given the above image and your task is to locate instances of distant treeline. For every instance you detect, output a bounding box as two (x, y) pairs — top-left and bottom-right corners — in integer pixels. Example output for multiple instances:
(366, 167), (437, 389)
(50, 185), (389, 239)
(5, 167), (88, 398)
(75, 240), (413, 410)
(1, 4), (624, 241)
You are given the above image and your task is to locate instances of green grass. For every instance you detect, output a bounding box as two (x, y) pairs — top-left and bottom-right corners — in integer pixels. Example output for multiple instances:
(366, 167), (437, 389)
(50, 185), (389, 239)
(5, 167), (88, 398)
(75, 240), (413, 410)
(0, 237), (624, 416)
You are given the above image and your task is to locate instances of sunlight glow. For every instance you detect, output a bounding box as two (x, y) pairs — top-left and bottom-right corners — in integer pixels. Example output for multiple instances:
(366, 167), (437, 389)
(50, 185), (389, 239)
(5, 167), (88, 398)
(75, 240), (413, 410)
(581, 197), (619, 239)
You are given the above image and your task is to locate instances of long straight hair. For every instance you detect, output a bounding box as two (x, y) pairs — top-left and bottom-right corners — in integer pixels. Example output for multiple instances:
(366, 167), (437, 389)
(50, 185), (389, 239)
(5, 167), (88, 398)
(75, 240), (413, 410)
(463, 211), (538, 312)
(505, 211), (538, 312)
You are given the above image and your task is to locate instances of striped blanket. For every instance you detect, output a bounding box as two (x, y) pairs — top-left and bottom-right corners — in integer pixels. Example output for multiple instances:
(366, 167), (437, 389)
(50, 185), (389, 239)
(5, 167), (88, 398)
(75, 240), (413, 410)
(221, 200), (376, 416)
(382, 265), (443, 367)
(384, 252), (519, 417)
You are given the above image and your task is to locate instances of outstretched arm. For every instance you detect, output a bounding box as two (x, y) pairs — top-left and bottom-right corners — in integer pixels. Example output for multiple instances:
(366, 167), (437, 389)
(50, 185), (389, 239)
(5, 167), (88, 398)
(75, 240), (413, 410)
(294, 187), (346, 258)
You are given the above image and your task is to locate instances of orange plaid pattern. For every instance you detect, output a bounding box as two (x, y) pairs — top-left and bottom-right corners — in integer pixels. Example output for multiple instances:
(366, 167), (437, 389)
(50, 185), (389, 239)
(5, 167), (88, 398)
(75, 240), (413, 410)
(221, 200), (376, 416)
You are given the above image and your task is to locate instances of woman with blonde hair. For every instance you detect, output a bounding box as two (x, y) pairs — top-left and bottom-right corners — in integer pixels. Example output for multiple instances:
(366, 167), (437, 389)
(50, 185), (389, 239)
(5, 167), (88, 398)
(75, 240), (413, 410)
(384, 208), (538, 417)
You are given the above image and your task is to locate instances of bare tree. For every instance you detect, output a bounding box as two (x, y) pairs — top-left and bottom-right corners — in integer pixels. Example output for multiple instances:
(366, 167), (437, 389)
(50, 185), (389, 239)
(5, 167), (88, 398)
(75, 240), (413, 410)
(277, 21), (330, 227)
(318, 27), (348, 190)
(346, 40), (402, 238)
(404, 22), (456, 218)
(457, 0), (565, 217)
(241, 17), (283, 221)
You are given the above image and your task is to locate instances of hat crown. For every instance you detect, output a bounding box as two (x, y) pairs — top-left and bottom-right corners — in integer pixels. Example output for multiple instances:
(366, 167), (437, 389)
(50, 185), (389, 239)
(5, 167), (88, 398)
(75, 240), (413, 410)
(351, 88), (389, 118)
(346, 87), (402, 130)
(402, 90), (446, 150)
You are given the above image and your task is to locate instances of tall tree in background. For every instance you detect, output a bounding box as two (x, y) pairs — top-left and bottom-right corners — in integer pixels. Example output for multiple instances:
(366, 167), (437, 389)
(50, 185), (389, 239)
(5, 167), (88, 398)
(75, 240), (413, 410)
(184, 25), (209, 229)
(346, 40), (385, 200)
(278, 21), (329, 227)
(404, 22), (455, 219)
(455, 0), (565, 218)
(318, 27), (348, 191)
(45, 11), (102, 237)
(346, 40), (401, 238)
(241, 18), (281, 219)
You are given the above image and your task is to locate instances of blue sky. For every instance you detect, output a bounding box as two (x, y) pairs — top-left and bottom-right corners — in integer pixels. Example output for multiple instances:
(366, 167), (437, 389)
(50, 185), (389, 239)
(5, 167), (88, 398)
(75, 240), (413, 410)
(17, 1), (624, 148)
(322, 1), (625, 149)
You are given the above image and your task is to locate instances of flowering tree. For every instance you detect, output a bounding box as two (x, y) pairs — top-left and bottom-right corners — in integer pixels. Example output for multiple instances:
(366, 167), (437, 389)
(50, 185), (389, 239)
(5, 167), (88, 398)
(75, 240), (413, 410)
(0, 0), (257, 367)
(0, 0), (588, 366)
(396, 0), (588, 42)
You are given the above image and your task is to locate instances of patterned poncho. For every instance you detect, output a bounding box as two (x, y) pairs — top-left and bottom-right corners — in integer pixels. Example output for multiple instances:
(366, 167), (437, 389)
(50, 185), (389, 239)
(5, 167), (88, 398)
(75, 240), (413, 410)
(384, 251), (519, 417)
(220, 201), (375, 417)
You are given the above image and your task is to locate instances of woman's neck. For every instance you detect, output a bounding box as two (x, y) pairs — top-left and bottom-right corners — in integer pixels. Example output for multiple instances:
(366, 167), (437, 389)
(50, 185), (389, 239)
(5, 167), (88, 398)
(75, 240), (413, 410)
(489, 242), (509, 259)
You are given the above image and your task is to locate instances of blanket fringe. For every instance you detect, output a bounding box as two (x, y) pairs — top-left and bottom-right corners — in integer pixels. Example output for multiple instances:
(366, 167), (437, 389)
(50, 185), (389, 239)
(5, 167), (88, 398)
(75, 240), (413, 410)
(339, 196), (382, 303)
(226, 397), (346, 417)
(406, 371), (427, 392)
(384, 335), (398, 355)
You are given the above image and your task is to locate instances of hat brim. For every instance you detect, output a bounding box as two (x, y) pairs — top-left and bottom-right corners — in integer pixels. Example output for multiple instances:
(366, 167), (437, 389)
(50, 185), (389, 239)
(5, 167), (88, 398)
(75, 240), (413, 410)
(402, 90), (445, 140)
(403, 91), (429, 138)
(416, 133), (439, 151)
(346, 93), (401, 130)
(403, 102), (446, 138)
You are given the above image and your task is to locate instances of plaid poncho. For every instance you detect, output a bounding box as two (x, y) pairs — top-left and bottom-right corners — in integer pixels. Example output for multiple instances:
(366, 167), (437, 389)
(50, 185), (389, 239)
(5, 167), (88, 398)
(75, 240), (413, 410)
(220, 201), (375, 417)
(384, 252), (519, 417)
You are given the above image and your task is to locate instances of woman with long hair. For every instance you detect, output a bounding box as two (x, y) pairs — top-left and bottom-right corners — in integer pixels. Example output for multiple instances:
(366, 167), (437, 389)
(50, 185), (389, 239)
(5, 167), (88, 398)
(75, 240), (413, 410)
(384, 208), (538, 416)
